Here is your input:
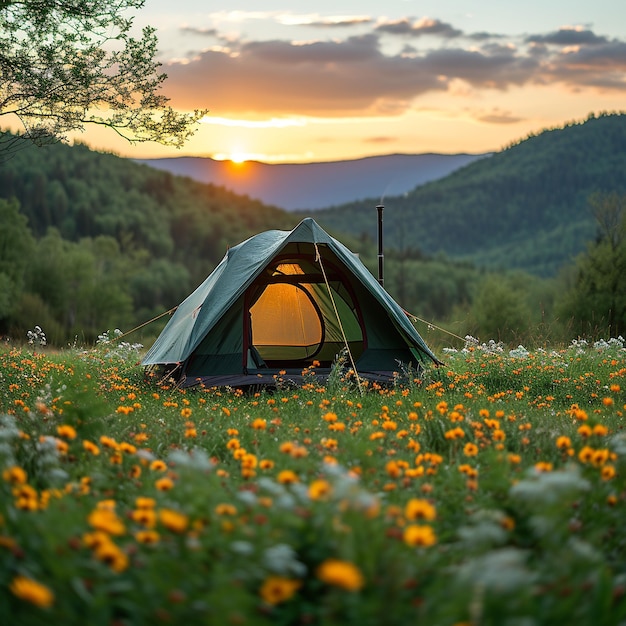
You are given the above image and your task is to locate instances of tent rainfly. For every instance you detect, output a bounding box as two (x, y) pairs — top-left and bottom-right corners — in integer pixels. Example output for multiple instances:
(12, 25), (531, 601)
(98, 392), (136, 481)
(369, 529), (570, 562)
(142, 218), (440, 387)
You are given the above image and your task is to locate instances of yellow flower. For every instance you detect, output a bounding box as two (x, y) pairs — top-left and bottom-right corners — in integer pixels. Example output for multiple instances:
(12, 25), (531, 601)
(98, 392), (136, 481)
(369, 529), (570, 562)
(131, 508), (157, 528)
(556, 436), (571, 450)
(181, 407), (192, 418)
(308, 479), (332, 500)
(159, 508), (189, 534)
(403, 524), (437, 547)
(2, 466), (27, 485)
(93, 539), (129, 572)
(463, 443), (478, 457)
(155, 477), (174, 491)
(87, 508), (125, 536)
(135, 529), (160, 544)
(56, 424), (77, 439)
(277, 470), (299, 485)
(259, 576), (301, 605)
(251, 418), (267, 430)
(601, 464), (616, 481)
(316, 559), (364, 591)
(83, 440), (100, 455)
(150, 460), (168, 472)
(10, 575), (54, 608)
(215, 503), (237, 516)
(404, 498), (436, 521)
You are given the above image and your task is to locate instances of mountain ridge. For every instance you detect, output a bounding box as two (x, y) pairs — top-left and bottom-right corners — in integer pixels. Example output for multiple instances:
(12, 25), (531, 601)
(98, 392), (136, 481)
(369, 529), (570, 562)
(134, 152), (488, 211)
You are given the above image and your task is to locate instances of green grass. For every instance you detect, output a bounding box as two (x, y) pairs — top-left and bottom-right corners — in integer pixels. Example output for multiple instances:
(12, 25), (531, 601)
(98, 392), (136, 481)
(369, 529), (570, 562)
(1, 337), (625, 625)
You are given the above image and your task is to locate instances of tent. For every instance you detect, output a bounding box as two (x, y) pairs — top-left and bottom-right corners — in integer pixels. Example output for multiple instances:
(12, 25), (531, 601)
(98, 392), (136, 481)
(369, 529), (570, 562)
(142, 218), (439, 387)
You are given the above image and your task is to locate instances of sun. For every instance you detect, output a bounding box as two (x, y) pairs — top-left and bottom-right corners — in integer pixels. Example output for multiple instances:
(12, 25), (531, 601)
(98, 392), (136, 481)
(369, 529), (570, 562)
(229, 152), (248, 164)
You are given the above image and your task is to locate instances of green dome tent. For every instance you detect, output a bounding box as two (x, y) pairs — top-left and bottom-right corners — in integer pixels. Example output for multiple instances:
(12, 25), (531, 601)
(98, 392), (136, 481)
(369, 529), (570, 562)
(142, 218), (439, 387)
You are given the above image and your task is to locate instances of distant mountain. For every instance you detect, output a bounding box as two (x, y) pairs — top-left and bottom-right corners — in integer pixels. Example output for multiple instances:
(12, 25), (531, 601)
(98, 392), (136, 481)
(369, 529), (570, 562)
(311, 113), (626, 277)
(134, 153), (487, 211)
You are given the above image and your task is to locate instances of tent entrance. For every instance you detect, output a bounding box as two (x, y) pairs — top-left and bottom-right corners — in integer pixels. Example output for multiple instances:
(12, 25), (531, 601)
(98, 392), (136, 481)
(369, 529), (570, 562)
(246, 257), (365, 368)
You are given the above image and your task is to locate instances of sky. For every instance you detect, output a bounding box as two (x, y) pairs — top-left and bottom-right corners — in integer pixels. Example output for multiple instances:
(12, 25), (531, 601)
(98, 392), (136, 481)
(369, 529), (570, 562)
(78, 0), (626, 163)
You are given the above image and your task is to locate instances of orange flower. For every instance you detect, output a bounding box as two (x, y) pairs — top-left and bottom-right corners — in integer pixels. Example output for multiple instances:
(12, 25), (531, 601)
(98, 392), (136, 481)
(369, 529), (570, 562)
(308, 479), (332, 500)
(56, 424), (77, 440)
(317, 559), (364, 591)
(403, 524), (437, 547)
(259, 576), (301, 605)
(404, 498), (436, 521)
(2, 466), (27, 485)
(277, 470), (299, 485)
(159, 508), (189, 533)
(10, 576), (54, 608)
(463, 443), (478, 457)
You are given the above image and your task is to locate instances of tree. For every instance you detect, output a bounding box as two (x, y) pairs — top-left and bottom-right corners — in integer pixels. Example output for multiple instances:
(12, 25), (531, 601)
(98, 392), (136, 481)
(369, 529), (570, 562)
(0, 197), (35, 326)
(556, 192), (626, 338)
(0, 0), (207, 151)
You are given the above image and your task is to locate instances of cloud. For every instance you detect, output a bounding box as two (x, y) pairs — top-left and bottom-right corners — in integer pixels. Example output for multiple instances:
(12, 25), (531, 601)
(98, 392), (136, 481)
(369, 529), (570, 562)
(376, 17), (462, 38)
(526, 28), (609, 47)
(161, 19), (626, 118)
(474, 109), (524, 124)
(180, 26), (219, 37)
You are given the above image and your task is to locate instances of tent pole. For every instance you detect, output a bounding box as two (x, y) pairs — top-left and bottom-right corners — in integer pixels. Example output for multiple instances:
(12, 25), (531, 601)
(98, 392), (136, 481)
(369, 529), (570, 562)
(376, 204), (384, 286)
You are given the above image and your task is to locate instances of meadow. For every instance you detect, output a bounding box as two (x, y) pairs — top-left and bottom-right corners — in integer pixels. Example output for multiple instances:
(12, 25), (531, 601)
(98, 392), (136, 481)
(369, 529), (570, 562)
(1, 332), (625, 625)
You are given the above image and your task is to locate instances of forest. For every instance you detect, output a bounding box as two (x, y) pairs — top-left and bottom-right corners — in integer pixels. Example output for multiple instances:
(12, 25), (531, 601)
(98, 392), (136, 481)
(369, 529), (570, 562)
(0, 113), (625, 349)
(313, 112), (626, 277)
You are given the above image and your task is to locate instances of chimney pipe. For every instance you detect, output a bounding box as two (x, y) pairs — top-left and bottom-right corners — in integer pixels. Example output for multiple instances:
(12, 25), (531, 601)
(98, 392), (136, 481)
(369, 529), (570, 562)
(376, 204), (384, 286)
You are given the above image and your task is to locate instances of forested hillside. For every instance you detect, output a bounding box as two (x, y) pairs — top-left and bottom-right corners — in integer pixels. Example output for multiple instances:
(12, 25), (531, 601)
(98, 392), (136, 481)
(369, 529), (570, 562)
(0, 137), (298, 343)
(312, 113), (626, 276)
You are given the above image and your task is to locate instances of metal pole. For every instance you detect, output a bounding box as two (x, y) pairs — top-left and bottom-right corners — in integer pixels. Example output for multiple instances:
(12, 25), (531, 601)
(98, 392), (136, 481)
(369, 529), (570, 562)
(376, 204), (384, 286)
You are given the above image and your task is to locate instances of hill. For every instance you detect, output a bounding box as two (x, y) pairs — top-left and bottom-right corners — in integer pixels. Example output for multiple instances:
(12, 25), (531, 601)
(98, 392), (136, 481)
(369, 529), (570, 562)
(134, 153), (486, 211)
(311, 113), (626, 276)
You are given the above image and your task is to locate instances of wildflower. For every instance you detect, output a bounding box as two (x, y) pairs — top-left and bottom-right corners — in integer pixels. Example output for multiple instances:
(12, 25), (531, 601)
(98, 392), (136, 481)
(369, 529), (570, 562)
(556, 436), (571, 450)
(135, 530), (160, 544)
(131, 508), (157, 528)
(534, 462), (553, 473)
(83, 440), (100, 455)
(215, 503), (237, 516)
(593, 424), (608, 436)
(404, 498), (436, 521)
(2, 466), (27, 485)
(601, 465), (616, 481)
(259, 576), (301, 605)
(492, 429), (506, 442)
(88, 508), (125, 536)
(136, 497), (156, 509)
(602, 397), (614, 407)
(309, 479), (332, 500)
(181, 407), (192, 418)
(56, 424), (77, 440)
(403, 524), (437, 547)
(322, 412), (338, 423)
(578, 446), (595, 463)
(10, 575), (54, 608)
(159, 508), (189, 533)
(463, 443), (478, 457)
(277, 470), (299, 485)
(150, 460), (168, 472)
(93, 539), (129, 572)
(317, 559), (364, 591)
(251, 418), (267, 430)
(155, 477), (174, 491)
(259, 459), (275, 470)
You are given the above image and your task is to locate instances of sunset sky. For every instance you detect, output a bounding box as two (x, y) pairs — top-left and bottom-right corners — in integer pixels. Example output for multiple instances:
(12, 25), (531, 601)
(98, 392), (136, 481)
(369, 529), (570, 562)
(79, 0), (626, 163)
